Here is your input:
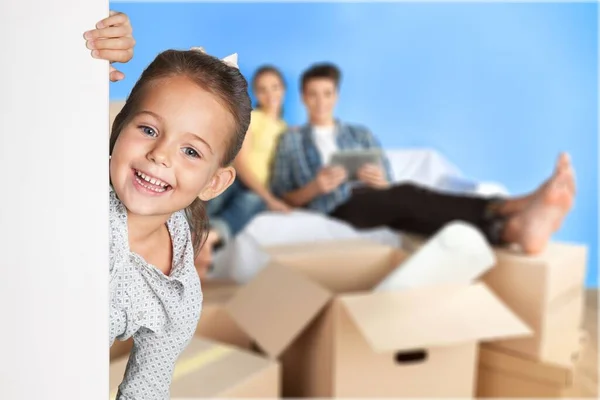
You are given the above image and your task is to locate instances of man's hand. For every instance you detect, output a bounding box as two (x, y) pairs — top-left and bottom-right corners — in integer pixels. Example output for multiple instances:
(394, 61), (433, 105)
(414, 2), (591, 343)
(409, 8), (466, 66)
(84, 11), (135, 82)
(357, 163), (389, 189)
(313, 166), (348, 194)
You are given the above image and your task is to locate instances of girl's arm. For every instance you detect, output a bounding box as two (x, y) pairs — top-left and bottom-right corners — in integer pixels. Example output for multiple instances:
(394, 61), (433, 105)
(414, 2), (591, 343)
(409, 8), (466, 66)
(84, 11), (136, 82)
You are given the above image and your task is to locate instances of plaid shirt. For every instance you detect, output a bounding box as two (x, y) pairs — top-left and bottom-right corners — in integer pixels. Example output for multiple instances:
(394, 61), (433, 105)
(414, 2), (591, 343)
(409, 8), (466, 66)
(270, 121), (394, 214)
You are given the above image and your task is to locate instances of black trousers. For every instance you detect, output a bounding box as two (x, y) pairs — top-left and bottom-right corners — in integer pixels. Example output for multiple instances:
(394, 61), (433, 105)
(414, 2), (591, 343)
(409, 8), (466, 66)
(329, 183), (506, 244)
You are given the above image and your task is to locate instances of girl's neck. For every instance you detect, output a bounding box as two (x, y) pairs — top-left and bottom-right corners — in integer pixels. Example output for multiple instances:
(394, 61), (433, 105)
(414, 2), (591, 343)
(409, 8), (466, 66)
(127, 211), (169, 245)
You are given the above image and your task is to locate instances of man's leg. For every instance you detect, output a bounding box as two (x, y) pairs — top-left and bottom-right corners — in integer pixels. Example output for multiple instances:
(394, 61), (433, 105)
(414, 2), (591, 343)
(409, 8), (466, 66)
(331, 162), (574, 254)
(331, 183), (503, 242)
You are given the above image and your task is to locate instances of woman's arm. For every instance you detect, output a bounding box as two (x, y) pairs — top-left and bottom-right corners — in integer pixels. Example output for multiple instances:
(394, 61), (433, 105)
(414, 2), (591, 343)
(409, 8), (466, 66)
(281, 180), (321, 207)
(234, 128), (290, 212)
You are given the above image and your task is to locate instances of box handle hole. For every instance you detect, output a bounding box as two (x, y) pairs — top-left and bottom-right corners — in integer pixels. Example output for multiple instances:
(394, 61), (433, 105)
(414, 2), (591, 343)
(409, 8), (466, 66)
(395, 349), (428, 364)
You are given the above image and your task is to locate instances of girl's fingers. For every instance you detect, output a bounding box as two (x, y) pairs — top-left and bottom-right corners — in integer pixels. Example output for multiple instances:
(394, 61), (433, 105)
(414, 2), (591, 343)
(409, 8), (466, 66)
(96, 11), (130, 29)
(88, 37), (136, 51)
(92, 48), (133, 63)
(84, 25), (130, 41)
(110, 69), (125, 82)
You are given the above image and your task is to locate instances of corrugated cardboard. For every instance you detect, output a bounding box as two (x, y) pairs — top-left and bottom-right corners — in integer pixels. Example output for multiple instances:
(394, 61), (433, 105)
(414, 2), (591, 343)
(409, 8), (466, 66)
(402, 235), (588, 366)
(110, 337), (133, 361)
(476, 334), (586, 398)
(227, 239), (532, 398)
(110, 337), (280, 399)
(195, 279), (252, 350)
(481, 242), (587, 365)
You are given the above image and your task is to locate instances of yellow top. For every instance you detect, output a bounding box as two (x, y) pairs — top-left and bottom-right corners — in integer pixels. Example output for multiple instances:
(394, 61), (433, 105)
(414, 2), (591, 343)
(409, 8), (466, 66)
(244, 109), (287, 186)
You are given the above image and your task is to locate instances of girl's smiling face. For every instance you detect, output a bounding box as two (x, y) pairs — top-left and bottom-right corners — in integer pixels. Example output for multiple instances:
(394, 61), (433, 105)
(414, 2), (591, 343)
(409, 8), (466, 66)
(110, 75), (236, 218)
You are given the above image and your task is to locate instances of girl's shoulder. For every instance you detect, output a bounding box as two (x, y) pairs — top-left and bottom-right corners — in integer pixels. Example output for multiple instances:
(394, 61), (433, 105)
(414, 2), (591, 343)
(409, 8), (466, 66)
(108, 187), (130, 275)
(168, 209), (191, 237)
(167, 209), (194, 254)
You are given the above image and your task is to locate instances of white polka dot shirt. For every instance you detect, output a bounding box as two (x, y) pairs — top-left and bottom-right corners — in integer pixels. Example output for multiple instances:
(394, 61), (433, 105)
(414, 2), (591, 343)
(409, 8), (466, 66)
(109, 187), (203, 400)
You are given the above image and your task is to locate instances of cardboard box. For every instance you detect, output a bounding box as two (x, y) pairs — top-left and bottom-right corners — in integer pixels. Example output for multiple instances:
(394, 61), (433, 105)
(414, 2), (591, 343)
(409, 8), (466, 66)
(195, 279), (252, 350)
(110, 337), (280, 399)
(481, 242), (587, 365)
(476, 338), (584, 398)
(402, 235), (588, 366)
(110, 337), (133, 361)
(227, 239), (532, 398)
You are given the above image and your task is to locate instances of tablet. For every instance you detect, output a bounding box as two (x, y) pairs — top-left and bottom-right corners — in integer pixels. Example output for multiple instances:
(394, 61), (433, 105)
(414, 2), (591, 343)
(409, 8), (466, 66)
(329, 149), (384, 180)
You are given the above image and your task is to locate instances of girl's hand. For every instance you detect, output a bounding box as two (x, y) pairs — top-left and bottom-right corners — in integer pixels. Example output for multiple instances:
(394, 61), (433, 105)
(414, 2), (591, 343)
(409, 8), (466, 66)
(84, 11), (135, 82)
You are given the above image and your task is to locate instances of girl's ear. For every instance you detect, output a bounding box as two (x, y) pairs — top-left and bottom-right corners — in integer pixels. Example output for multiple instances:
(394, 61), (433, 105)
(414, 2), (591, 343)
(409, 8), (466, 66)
(197, 166), (236, 202)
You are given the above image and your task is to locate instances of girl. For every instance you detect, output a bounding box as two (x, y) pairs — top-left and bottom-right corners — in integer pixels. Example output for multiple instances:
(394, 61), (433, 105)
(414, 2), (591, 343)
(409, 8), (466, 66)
(197, 66), (291, 277)
(85, 15), (252, 400)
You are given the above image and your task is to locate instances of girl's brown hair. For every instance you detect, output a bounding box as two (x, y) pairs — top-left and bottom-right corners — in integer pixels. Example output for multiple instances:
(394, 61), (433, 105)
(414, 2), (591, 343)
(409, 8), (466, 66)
(110, 49), (252, 256)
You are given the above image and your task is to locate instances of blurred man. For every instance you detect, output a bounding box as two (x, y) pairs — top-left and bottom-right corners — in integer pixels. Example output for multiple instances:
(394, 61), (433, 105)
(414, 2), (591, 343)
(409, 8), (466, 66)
(269, 63), (575, 254)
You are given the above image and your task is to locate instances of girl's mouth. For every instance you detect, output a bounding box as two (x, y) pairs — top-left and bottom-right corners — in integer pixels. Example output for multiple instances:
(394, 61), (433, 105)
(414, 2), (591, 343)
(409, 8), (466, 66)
(132, 169), (173, 194)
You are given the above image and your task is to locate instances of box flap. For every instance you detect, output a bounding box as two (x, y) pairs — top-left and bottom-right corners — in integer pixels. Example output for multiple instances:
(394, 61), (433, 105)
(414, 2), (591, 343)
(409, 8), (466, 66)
(340, 282), (532, 352)
(226, 263), (332, 358)
(479, 345), (574, 386)
(266, 239), (407, 293)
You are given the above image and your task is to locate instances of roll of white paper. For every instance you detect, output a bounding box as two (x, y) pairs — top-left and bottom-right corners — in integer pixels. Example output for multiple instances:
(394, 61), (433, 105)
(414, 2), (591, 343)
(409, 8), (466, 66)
(374, 221), (496, 292)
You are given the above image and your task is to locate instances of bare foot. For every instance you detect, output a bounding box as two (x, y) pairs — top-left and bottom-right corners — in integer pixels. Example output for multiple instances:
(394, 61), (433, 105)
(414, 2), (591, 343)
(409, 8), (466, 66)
(558, 152), (577, 196)
(194, 229), (221, 280)
(505, 170), (574, 254)
(546, 152), (577, 197)
(499, 152), (575, 216)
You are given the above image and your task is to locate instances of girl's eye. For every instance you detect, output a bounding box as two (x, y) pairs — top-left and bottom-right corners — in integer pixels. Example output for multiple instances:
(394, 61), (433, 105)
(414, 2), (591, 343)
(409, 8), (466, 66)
(140, 126), (157, 137)
(183, 147), (200, 159)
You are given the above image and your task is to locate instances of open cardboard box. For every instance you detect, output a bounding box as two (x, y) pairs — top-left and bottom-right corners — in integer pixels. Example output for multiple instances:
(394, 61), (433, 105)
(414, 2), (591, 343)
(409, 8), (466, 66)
(226, 239), (532, 398)
(110, 337), (280, 399)
(403, 235), (588, 366)
(195, 279), (251, 350)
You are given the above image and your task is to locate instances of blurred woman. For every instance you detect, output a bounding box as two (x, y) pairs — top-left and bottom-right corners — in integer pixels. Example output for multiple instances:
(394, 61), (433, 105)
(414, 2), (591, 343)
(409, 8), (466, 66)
(196, 65), (291, 278)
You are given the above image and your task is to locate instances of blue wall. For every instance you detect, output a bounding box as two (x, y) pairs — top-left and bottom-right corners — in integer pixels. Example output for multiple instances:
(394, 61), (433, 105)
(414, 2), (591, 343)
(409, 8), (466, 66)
(110, 2), (598, 287)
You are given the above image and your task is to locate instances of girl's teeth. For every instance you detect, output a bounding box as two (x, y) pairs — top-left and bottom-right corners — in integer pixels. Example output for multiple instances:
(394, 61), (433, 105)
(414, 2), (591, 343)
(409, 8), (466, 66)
(135, 175), (167, 192)
(136, 171), (168, 188)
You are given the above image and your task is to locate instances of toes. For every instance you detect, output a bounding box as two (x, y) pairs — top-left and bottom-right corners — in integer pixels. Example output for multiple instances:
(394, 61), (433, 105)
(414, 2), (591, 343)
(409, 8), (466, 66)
(557, 152), (571, 169)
